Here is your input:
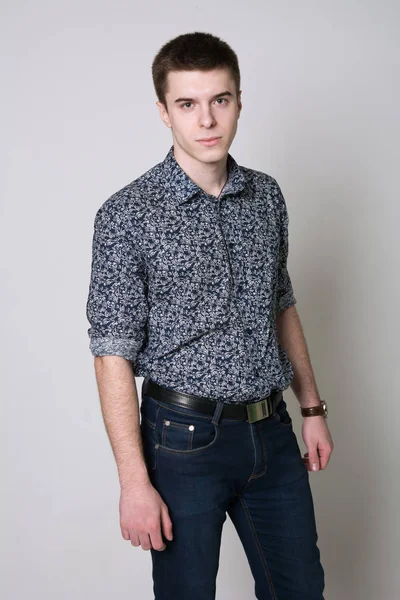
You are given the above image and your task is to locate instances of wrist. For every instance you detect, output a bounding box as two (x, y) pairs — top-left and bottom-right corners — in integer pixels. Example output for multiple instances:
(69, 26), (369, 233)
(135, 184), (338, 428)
(119, 467), (151, 491)
(300, 399), (328, 419)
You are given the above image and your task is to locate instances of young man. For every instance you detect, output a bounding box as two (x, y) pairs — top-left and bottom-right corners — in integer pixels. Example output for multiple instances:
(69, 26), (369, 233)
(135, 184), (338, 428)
(86, 31), (333, 600)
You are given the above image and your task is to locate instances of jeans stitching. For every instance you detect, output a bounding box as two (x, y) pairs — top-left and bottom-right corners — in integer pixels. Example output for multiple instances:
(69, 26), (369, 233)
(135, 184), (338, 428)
(253, 426), (269, 478)
(248, 426), (269, 480)
(238, 493), (278, 600)
(141, 413), (156, 429)
(161, 419), (195, 449)
(237, 426), (260, 491)
(140, 407), (160, 472)
(161, 426), (219, 455)
(156, 425), (220, 455)
(248, 425), (258, 480)
(163, 419), (193, 429)
(144, 395), (221, 455)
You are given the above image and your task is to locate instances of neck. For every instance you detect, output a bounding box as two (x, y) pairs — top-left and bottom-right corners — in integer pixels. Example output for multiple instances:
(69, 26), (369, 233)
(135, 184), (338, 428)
(173, 144), (228, 198)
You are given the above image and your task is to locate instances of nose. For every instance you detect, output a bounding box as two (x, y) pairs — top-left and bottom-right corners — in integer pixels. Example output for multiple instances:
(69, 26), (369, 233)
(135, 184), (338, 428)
(199, 105), (216, 129)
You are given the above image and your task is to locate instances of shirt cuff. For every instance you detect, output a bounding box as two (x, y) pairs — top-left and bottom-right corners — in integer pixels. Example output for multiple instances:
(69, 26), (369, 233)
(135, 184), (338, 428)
(89, 337), (142, 362)
(277, 292), (297, 312)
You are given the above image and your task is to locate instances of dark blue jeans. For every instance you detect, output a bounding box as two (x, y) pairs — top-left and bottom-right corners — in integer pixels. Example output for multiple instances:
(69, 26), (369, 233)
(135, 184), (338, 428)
(140, 392), (325, 600)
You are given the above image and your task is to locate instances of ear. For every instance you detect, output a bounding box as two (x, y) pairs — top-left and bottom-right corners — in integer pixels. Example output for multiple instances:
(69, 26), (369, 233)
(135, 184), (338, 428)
(156, 101), (172, 129)
(237, 90), (243, 118)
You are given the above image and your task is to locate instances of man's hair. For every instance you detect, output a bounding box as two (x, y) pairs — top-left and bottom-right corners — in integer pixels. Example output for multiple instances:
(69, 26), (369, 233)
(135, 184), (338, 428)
(152, 32), (241, 109)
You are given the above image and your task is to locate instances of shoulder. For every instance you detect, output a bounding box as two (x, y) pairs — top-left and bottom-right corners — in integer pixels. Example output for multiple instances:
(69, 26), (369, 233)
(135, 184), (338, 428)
(93, 158), (166, 230)
(238, 163), (285, 206)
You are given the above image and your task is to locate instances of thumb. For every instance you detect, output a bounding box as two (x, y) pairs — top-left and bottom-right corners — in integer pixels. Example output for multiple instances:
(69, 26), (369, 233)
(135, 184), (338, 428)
(308, 448), (320, 472)
(161, 504), (174, 541)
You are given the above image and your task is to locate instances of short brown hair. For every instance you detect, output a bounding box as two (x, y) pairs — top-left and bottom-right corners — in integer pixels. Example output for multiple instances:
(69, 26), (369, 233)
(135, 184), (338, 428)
(152, 32), (241, 109)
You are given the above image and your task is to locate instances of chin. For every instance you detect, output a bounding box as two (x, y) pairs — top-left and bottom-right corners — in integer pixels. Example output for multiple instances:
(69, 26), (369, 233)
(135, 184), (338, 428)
(196, 143), (227, 158)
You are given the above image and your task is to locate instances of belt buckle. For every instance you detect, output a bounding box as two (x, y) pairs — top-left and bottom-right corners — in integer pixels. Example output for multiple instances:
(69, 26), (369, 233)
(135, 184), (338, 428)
(246, 397), (271, 423)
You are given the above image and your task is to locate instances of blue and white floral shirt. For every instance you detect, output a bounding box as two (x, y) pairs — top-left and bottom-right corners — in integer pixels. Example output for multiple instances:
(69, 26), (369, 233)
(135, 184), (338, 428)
(86, 145), (297, 404)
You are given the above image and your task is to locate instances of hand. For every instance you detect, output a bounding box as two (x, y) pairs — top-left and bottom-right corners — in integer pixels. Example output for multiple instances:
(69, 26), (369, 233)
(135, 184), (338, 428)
(301, 416), (334, 472)
(119, 480), (173, 551)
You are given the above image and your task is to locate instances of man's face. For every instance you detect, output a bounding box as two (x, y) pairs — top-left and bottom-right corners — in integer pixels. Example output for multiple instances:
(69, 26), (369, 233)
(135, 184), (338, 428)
(156, 68), (242, 165)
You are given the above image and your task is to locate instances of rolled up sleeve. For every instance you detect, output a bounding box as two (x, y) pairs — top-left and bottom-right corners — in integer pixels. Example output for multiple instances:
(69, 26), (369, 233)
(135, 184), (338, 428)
(86, 198), (149, 362)
(276, 183), (297, 312)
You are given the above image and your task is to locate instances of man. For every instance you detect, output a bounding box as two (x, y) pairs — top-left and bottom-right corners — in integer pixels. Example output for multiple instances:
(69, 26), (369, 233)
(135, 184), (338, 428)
(86, 31), (333, 600)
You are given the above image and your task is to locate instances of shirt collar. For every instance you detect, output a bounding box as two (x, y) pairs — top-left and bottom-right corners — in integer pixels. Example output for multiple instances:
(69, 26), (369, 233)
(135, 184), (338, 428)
(161, 144), (247, 205)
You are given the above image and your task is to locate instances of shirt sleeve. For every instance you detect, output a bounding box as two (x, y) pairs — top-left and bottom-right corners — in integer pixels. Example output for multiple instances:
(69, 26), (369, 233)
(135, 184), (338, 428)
(275, 182), (297, 312)
(86, 198), (149, 362)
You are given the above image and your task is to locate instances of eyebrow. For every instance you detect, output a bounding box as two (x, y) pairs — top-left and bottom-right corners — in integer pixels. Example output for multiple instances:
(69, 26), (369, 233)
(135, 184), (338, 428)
(173, 91), (234, 103)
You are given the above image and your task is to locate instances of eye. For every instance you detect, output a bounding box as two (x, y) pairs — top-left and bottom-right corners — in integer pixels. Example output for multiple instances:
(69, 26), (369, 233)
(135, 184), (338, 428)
(180, 102), (193, 109)
(215, 98), (228, 105)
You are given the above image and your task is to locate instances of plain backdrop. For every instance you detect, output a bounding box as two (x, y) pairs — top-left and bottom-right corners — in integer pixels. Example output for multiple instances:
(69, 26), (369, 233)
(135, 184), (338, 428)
(1, 1), (399, 599)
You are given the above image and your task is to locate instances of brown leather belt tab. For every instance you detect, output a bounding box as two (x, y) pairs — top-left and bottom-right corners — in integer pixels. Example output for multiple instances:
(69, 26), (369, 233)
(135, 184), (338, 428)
(142, 376), (283, 423)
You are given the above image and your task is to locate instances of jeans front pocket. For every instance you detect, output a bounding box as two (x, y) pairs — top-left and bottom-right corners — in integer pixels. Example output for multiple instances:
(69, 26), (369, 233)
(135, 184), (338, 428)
(154, 400), (220, 455)
(275, 398), (293, 428)
(161, 417), (195, 450)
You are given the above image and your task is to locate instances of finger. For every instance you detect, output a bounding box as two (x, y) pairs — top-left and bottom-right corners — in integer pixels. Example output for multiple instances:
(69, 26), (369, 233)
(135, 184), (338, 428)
(130, 534), (140, 547)
(319, 450), (332, 470)
(303, 457), (313, 471)
(149, 528), (167, 552)
(304, 450), (323, 457)
(139, 533), (152, 551)
(121, 527), (130, 541)
(308, 448), (320, 472)
(161, 504), (173, 541)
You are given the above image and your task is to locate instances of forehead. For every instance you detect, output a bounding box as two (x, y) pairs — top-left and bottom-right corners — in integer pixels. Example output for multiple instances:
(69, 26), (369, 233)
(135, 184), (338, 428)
(165, 68), (235, 98)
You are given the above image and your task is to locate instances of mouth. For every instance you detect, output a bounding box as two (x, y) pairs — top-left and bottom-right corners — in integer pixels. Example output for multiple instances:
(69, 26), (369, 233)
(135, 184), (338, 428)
(197, 137), (221, 147)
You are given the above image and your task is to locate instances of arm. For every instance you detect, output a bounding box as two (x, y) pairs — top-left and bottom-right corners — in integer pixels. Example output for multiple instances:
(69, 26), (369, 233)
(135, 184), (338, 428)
(93, 355), (149, 490)
(274, 182), (334, 471)
(86, 199), (151, 487)
(86, 198), (173, 551)
(276, 305), (334, 472)
(93, 355), (172, 551)
(276, 305), (321, 409)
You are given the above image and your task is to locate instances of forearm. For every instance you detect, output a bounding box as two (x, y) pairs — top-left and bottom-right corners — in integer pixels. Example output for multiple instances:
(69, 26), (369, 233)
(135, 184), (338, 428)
(94, 356), (150, 490)
(275, 305), (321, 408)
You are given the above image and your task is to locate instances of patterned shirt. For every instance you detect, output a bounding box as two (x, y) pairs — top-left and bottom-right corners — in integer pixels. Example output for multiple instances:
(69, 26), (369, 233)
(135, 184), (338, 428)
(86, 145), (297, 404)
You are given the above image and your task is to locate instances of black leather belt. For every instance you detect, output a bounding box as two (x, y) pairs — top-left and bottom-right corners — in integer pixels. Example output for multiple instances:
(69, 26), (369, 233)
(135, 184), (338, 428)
(142, 376), (283, 424)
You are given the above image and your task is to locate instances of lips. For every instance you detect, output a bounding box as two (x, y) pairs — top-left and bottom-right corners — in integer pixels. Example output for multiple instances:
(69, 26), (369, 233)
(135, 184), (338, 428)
(197, 137), (221, 147)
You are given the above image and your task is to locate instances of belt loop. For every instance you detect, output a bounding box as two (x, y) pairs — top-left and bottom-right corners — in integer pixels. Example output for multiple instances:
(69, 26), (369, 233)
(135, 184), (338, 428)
(272, 391), (282, 415)
(142, 374), (150, 396)
(211, 400), (224, 425)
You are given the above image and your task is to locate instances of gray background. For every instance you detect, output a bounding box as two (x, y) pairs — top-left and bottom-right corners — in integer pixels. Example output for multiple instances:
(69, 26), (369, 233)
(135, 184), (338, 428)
(2, 1), (399, 599)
